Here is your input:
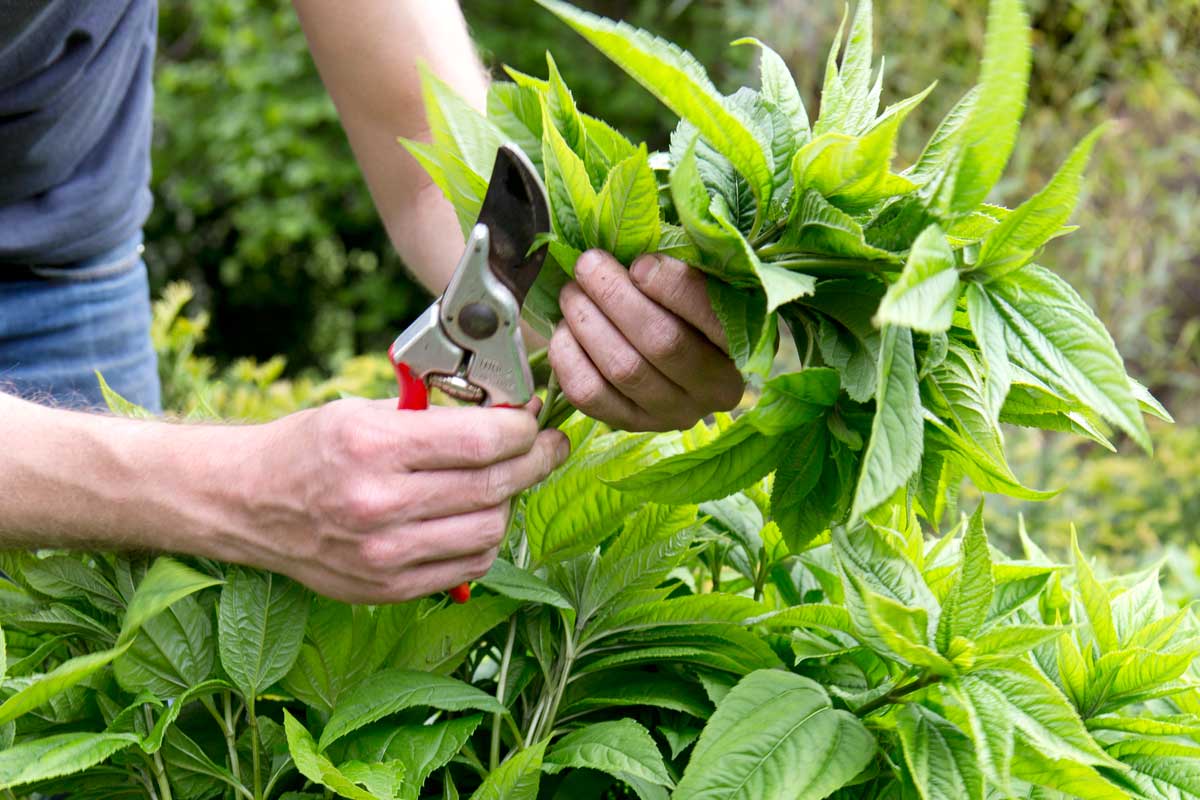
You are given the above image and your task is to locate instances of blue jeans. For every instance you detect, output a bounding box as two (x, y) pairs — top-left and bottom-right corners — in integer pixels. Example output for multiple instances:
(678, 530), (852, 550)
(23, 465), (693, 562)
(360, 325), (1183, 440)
(0, 236), (162, 413)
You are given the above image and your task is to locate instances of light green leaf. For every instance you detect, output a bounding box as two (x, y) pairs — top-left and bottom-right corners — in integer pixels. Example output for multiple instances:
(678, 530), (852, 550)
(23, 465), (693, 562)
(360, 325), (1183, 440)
(924, 0), (1031, 215)
(281, 600), (375, 715)
(399, 139), (488, 236)
(542, 102), (598, 255)
(733, 38), (810, 139)
(0, 731), (139, 790)
(833, 522), (939, 613)
(595, 144), (661, 264)
(875, 224), (960, 333)
(908, 86), (979, 188)
(1111, 568), (1164, 647)
(951, 665), (1116, 790)
(707, 279), (767, 371)
(389, 595), (519, 676)
(526, 431), (660, 564)
(537, 0), (773, 217)
(543, 718), (673, 788)
(746, 368), (840, 435)
(794, 85), (931, 214)
(755, 262), (818, 313)
(973, 126), (1105, 279)
(896, 705), (983, 800)
(809, 280), (885, 403)
(120, 557), (221, 646)
(978, 265), (1150, 451)
(345, 716), (482, 800)
(966, 282), (1012, 421)
(611, 417), (790, 505)
(857, 579), (954, 674)
(1010, 741), (1128, 800)
(318, 669), (503, 751)
(1106, 740), (1200, 799)
(936, 503), (994, 651)
(217, 568), (309, 701)
(22, 555), (124, 615)
(477, 559), (571, 609)
(96, 371), (154, 419)
(779, 189), (899, 262)
(850, 325), (924, 521)
(1072, 528), (1117, 655)
(674, 670), (875, 800)
(469, 739), (547, 800)
(339, 761), (406, 800)
(418, 61), (506, 179)
(0, 642), (131, 725)
(283, 710), (378, 800)
(486, 81), (544, 173)
(543, 52), (587, 157)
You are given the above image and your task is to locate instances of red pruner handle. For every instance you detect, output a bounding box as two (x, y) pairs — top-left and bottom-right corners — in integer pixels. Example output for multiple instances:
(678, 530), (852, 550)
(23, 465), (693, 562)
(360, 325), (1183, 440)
(389, 351), (470, 603)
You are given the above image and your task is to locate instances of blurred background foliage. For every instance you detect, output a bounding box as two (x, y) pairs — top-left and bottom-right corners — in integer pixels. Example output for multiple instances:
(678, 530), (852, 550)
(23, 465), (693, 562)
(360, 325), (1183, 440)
(148, 0), (1197, 565)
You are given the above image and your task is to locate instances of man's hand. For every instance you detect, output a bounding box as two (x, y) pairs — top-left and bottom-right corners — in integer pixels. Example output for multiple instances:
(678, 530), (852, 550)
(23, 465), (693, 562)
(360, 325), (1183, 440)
(0, 393), (567, 605)
(226, 399), (567, 603)
(551, 250), (745, 431)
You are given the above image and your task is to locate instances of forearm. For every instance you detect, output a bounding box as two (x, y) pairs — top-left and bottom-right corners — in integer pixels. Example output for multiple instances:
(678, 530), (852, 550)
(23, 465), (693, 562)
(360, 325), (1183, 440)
(292, 0), (490, 293)
(0, 393), (253, 557)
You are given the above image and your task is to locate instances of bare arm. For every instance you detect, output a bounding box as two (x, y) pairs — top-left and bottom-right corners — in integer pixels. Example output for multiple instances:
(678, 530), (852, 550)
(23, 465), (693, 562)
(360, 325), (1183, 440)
(0, 392), (565, 602)
(291, 0), (488, 292)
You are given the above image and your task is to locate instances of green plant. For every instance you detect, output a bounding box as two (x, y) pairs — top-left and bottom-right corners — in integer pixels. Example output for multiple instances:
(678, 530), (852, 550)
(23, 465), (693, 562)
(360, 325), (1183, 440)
(1, 2), (1194, 799)
(407, 0), (1169, 545)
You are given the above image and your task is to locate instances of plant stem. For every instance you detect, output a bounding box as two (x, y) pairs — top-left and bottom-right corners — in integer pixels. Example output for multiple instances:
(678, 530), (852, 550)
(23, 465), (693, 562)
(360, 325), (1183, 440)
(749, 218), (788, 248)
(532, 619), (575, 742)
(222, 692), (242, 785)
(143, 706), (173, 800)
(753, 555), (769, 603)
(247, 697), (262, 800)
(527, 346), (549, 372)
(856, 673), (942, 716)
(490, 617), (520, 771)
(537, 370), (561, 430)
(710, 543), (724, 593)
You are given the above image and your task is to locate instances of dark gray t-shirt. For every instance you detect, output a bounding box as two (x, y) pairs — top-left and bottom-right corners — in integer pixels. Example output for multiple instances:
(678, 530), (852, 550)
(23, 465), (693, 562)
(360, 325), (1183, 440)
(0, 0), (156, 265)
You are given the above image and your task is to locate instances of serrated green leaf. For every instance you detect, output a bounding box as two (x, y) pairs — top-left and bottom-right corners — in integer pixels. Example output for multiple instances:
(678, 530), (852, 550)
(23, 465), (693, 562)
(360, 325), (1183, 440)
(0, 731), (139, 790)
(526, 431), (659, 564)
(217, 568), (308, 701)
(543, 52), (587, 157)
(477, 559), (571, 609)
(707, 279), (767, 370)
(977, 265), (1150, 451)
(486, 81), (544, 174)
(876, 225), (960, 333)
(778, 189), (899, 262)
(418, 61), (506, 179)
(319, 669), (502, 751)
(22, 556), (124, 616)
(120, 557), (221, 646)
(1072, 529), (1118, 655)
(0, 642), (131, 725)
(544, 718), (673, 788)
(1010, 740), (1128, 800)
(389, 596), (519, 676)
(770, 422), (840, 552)
(542, 102), (598, 255)
(283, 711), (379, 800)
(595, 144), (661, 264)
(537, 0), (773, 222)
(611, 417), (790, 505)
(851, 325), (924, 521)
(115, 591), (213, 699)
(470, 740), (547, 800)
(746, 368), (839, 435)
(937, 504), (993, 652)
(794, 85), (931, 214)
(674, 670), (874, 800)
(924, 0), (1031, 215)
(561, 670), (712, 719)
(733, 38), (810, 140)
(897, 705), (984, 800)
(345, 716), (481, 800)
(96, 371), (154, 419)
(951, 665), (1116, 790)
(1106, 739), (1200, 799)
(399, 139), (488, 236)
(973, 126), (1105, 279)
(856, 579), (954, 673)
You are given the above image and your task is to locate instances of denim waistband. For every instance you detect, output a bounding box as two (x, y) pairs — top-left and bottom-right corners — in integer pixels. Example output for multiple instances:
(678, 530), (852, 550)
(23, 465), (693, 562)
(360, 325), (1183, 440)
(0, 233), (145, 283)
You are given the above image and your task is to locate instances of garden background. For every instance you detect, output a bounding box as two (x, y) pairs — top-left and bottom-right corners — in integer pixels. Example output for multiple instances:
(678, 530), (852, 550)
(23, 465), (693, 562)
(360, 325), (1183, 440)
(146, 0), (1198, 576)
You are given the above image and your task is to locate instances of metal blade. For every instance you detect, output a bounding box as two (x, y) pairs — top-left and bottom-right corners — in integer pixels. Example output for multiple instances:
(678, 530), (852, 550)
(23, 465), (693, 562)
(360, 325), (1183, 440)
(474, 143), (550, 309)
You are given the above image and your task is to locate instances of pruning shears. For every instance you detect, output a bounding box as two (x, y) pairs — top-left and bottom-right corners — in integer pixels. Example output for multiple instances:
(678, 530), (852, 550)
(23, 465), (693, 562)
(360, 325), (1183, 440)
(387, 143), (551, 603)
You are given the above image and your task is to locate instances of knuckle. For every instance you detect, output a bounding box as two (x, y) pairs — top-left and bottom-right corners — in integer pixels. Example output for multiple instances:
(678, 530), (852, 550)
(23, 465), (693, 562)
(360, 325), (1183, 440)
(481, 506), (509, 548)
(643, 317), (689, 363)
(460, 425), (504, 464)
(561, 371), (606, 410)
(480, 464), (517, 506)
(336, 480), (386, 530)
(467, 550), (499, 580)
(608, 351), (648, 387)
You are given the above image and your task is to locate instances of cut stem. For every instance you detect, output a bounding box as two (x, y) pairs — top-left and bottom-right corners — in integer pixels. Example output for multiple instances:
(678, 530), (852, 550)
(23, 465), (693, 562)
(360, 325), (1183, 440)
(857, 673), (942, 716)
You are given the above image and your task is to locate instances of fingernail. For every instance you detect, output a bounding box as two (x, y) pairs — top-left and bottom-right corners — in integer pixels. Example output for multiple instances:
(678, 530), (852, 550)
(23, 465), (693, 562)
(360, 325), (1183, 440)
(575, 249), (605, 278)
(631, 254), (660, 286)
(554, 432), (571, 463)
